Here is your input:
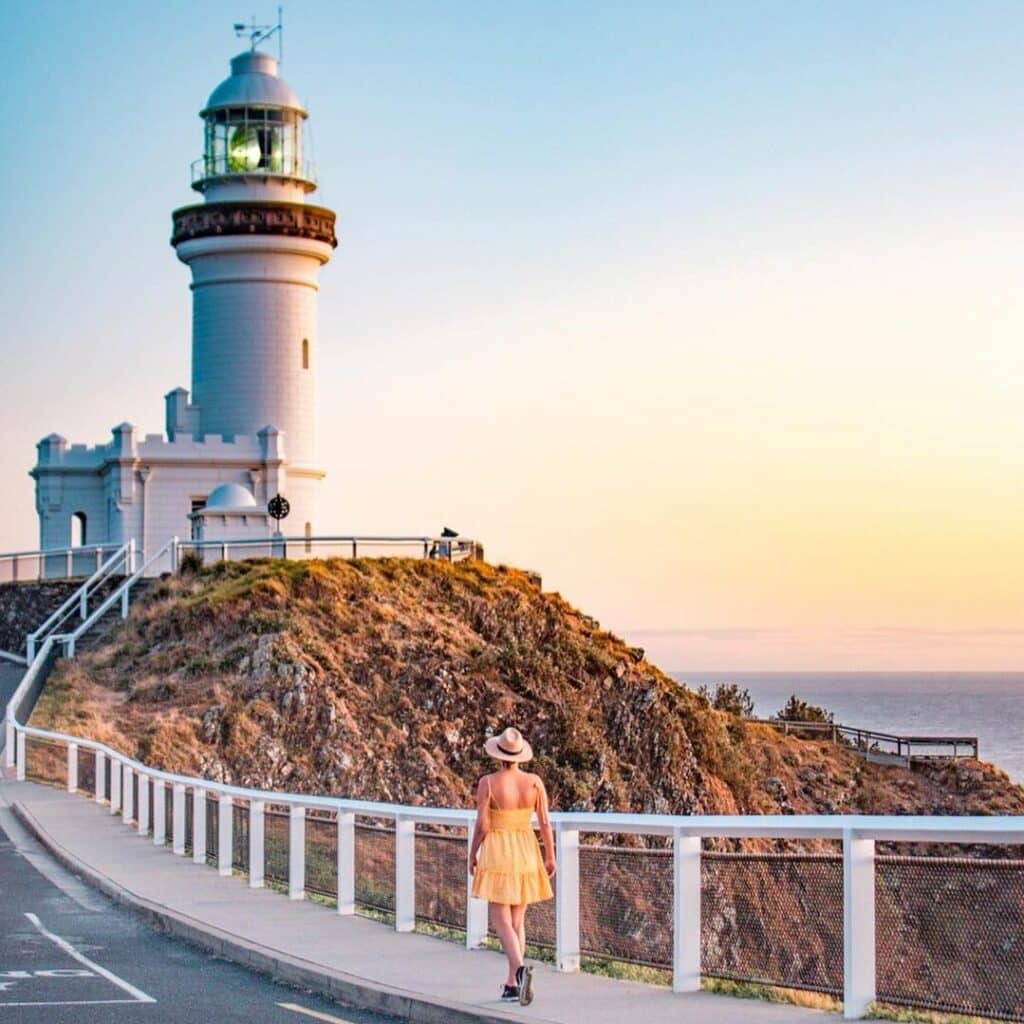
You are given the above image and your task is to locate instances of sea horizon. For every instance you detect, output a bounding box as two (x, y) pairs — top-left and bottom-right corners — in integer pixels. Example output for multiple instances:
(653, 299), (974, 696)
(670, 670), (1024, 785)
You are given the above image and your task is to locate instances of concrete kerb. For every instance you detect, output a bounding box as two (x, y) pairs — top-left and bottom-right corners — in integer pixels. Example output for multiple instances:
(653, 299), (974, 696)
(11, 801), (553, 1024)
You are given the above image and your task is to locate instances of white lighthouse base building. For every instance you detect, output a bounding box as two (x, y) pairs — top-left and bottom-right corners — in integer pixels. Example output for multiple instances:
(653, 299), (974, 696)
(33, 404), (318, 557)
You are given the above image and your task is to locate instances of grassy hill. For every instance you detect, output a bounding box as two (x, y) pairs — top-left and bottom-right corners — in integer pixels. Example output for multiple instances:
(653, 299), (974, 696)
(30, 557), (1024, 821)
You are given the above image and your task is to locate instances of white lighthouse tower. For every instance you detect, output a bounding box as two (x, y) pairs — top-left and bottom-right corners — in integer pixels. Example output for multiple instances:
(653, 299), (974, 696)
(32, 40), (337, 558)
(171, 46), (337, 531)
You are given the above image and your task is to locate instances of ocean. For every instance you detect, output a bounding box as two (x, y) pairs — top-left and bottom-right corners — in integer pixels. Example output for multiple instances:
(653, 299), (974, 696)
(670, 672), (1024, 784)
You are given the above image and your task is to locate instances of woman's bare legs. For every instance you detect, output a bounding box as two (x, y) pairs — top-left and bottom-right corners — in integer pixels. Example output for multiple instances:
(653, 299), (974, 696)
(511, 903), (527, 962)
(489, 903), (524, 987)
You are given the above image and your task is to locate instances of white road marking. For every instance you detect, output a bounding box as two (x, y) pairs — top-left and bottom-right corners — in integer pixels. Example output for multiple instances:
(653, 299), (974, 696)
(277, 1002), (358, 1023)
(23, 913), (156, 1004)
(0, 998), (142, 1007)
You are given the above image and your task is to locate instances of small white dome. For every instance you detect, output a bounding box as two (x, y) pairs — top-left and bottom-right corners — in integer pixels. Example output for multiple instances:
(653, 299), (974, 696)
(203, 51), (306, 115)
(206, 482), (258, 510)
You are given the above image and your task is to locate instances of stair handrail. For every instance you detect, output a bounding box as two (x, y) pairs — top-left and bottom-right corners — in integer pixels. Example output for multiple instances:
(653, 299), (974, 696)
(3, 635), (55, 763)
(26, 542), (134, 660)
(56, 539), (173, 658)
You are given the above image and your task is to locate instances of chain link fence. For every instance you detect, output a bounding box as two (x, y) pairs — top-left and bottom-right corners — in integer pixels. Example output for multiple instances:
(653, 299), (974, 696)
(876, 853), (1024, 1020)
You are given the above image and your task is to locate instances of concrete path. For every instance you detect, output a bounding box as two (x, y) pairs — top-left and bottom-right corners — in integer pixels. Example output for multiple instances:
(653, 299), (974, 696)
(3, 779), (836, 1024)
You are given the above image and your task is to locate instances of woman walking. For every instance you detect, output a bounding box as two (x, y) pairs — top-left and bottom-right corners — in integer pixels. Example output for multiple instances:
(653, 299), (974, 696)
(469, 727), (556, 1006)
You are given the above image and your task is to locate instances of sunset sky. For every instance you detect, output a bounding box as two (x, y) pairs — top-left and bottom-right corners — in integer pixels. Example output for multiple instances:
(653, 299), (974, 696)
(3, 2), (1024, 671)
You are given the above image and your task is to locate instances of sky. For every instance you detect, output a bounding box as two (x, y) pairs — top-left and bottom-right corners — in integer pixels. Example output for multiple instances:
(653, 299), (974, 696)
(2, 2), (1024, 672)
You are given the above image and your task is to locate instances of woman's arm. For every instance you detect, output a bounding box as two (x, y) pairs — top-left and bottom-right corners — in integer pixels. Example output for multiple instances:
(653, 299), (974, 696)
(468, 776), (490, 874)
(535, 776), (556, 878)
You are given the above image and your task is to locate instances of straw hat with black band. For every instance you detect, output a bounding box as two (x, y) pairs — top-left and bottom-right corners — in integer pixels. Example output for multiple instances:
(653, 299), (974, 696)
(484, 727), (533, 764)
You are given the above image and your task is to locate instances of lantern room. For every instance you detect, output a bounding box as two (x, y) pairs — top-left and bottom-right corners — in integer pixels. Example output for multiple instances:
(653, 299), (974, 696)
(192, 50), (314, 192)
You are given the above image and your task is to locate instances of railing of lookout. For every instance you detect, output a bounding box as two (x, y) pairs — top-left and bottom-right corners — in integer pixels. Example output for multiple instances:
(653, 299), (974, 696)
(750, 719), (980, 767)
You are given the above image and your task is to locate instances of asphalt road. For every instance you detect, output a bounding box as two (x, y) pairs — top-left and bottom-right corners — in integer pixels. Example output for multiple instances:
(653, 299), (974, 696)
(0, 807), (398, 1024)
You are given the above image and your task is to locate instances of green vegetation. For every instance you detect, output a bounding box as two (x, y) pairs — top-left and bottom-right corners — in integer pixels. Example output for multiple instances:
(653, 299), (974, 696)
(698, 682), (755, 718)
(776, 694), (834, 724)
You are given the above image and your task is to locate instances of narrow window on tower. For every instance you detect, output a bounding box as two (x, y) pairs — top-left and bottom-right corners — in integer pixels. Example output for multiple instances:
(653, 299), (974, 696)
(302, 338), (309, 369)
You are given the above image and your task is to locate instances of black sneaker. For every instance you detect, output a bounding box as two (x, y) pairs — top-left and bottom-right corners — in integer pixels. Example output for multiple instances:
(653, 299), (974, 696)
(501, 984), (520, 1002)
(517, 965), (534, 1006)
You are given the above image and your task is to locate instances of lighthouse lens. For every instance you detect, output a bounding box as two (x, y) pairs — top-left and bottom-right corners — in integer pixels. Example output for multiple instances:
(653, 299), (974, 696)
(228, 126), (261, 172)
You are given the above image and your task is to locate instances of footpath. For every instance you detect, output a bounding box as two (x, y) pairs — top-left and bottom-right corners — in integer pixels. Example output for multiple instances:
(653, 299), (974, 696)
(2, 778), (833, 1024)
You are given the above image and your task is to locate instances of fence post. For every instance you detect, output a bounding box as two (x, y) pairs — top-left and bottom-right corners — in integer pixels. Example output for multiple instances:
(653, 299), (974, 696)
(555, 823), (580, 972)
(288, 806), (305, 899)
(110, 760), (122, 814)
(249, 801), (265, 888)
(122, 765), (134, 823)
(121, 582), (130, 619)
(4, 716), (14, 769)
(337, 810), (355, 915)
(16, 731), (26, 781)
(170, 537), (179, 574)
(66, 743), (78, 793)
(843, 829), (876, 1019)
(672, 828), (701, 992)
(79, 585), (88, 621)
(153, 780), (166, 844)
(25, 635), (35, 663)
(95, 751), (105, 803)
(65, 550), (72, 577)
(192, 789), (207, 864)
(172, 784), (186, 854)
(395, 816), (415, 932)
(466, 817), (489, 949)
(218, 794), (233, 876)
(137, 773), (149, 834)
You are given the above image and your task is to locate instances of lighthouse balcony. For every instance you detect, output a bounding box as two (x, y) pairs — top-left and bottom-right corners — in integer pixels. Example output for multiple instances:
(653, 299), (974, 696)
(191, 154), (316, 192)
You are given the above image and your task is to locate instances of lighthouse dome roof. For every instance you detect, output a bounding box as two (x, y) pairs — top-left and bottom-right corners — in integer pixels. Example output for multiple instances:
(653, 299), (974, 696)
(203, 51), (306, 115)
(206, 482), (259, 510)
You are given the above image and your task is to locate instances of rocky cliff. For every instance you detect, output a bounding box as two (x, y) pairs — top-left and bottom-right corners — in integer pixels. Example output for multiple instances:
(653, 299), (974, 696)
(29, 557), (1024, 822)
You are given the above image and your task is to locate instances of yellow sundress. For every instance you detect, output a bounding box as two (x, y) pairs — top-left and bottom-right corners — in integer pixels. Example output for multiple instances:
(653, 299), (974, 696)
(471, 789), (554, 906)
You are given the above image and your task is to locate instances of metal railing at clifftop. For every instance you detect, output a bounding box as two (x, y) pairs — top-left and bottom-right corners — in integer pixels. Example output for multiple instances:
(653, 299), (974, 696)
(750, 719), (979, 767)
(0, 543), (126, 585)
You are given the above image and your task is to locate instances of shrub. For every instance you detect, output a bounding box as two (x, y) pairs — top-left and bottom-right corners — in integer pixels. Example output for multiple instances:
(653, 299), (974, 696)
(776, 694), (833, 724)
(697, 682), (755, 719)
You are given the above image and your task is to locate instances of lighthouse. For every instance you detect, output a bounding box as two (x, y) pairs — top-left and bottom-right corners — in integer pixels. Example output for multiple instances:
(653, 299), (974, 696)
(31, 42), (337, 558)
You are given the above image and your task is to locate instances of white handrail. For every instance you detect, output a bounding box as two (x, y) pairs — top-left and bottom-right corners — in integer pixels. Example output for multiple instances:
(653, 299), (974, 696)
(4, 636), (56, 764)
(12, 712), (1024, 842)
(27, 543), (133, 660)
(0, 542), (123, 561)
(58, 539), (172, 658)
(0, 543), (124, 583)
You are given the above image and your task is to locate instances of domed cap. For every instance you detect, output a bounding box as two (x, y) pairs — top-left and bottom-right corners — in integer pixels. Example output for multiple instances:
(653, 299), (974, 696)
(205, 482), (259, 510)
(202, 51), (306, 115)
